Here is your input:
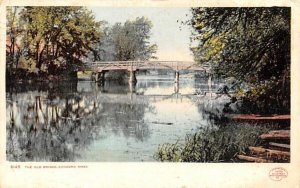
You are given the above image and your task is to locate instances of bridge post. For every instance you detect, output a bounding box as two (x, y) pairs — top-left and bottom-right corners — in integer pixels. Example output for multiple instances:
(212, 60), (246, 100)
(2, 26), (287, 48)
(174, 71), (179, 83)
(96, 71), (105, 86)
(174, 82), (179, 94)
(129, 70), (137, 84)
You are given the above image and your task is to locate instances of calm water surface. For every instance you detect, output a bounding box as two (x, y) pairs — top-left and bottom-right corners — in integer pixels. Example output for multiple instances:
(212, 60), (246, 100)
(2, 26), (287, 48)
(6, 74), (229, 161)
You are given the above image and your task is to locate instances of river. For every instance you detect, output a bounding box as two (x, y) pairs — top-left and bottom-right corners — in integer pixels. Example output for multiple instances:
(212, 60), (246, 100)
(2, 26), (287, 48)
(6, 73), (230, 162)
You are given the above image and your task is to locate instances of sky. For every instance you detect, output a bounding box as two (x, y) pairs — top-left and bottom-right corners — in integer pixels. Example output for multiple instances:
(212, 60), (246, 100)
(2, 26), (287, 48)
(88, 7), (194, 61)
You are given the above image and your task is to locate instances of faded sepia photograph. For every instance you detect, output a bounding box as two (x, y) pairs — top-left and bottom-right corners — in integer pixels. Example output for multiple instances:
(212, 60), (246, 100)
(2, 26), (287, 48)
(6, 6), (290, 163)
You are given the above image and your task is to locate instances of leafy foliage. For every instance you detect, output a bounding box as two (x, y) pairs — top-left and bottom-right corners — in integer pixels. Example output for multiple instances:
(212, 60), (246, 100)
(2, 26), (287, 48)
(110, 17), (157, 61)
(189, 7), (290, 113)
(7, 6), (103, 75)
(92, 17), (157, 61)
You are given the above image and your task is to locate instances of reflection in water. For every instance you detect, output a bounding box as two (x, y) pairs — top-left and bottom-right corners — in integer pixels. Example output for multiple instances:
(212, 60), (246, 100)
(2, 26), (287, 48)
(6, 74), (228, 161)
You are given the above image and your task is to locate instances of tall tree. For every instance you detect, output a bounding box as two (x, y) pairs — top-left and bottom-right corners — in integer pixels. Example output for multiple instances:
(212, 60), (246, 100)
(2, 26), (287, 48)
(106, 17), (157, 61)
(19, 6), (103, 74)
(189, 7), (290, 113)
(6, 6), (24, 70)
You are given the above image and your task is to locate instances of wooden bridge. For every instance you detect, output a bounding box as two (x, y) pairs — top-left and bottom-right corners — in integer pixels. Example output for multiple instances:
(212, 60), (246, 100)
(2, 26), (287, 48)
(81, 61), (210, 85)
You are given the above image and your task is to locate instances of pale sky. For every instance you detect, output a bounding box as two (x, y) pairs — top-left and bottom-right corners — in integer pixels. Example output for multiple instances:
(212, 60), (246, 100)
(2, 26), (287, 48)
(88, 7), (194, 61)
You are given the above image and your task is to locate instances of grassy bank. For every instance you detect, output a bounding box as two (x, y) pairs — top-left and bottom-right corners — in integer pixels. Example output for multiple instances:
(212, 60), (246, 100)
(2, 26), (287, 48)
(154, 122), (270, 162)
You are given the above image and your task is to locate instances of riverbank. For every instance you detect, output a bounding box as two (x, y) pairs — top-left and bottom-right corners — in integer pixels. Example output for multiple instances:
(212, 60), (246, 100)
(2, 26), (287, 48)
(154, 122), (255, 162)
(6, 68), (78, 83)
(155, 114), (290, 163)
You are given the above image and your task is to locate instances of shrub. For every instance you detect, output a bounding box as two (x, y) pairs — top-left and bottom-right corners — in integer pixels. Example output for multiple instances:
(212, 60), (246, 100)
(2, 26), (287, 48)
(154, 123), (269, 162)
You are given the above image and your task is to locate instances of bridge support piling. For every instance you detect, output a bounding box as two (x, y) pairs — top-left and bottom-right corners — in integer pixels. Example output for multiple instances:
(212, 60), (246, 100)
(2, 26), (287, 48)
(174, 82), (179, 94)
(174, 71), (179, 83)
(96, 71), (105, 86)
(129, 70), (137, 84)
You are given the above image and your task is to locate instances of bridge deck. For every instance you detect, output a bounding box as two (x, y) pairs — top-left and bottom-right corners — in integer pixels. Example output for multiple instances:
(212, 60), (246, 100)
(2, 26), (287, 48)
(82, 61), (209, 72)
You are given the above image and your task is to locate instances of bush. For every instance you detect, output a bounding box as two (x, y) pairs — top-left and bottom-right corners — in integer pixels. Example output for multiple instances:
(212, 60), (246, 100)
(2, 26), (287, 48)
(236, 78), (290, 114)
(154, 123), (269, 162)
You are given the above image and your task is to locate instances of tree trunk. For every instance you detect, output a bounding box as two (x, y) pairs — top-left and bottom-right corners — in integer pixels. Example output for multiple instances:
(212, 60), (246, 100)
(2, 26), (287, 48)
(35, 42), (42, 70)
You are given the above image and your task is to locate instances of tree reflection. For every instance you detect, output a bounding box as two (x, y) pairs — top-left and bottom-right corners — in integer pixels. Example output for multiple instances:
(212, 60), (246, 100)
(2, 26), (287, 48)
(6, 82), (151, 161)
(99, 102), (150, 141)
